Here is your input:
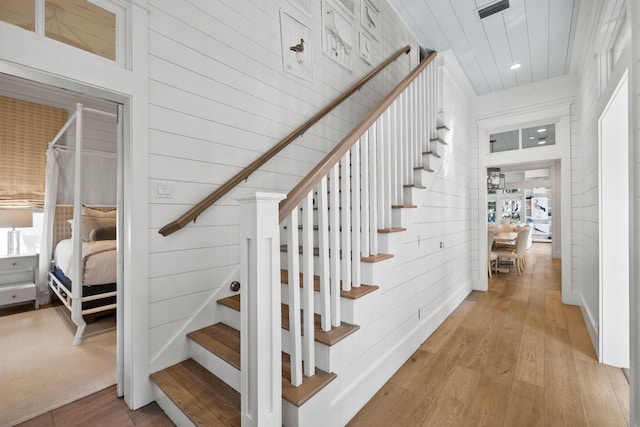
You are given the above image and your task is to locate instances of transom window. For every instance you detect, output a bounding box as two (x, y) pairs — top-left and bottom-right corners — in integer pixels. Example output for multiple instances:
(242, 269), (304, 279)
(0, 0), (123, 63)
(489, 123), (556, 153)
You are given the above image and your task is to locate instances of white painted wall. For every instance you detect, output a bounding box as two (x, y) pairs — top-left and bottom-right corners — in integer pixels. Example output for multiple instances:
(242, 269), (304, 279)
(145, 0), (423, 370)
(572, 1), (631, 351)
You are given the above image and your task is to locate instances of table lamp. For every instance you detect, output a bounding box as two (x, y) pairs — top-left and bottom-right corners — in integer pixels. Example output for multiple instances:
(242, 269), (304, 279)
(0, 209), (33, 256)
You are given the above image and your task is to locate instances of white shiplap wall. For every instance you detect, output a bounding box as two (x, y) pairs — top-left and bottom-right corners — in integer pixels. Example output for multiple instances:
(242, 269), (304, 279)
(572, 0), (631, 345)
(146, 0), (422, 364)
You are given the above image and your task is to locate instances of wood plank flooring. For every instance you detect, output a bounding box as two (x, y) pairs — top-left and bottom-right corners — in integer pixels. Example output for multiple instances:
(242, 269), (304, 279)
(16, 386), (174, 427)
(16, 244), (629, 426)
(349, 243), (629, 426)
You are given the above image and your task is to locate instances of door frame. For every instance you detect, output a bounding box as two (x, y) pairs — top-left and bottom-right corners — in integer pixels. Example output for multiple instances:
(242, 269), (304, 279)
(0, 1), (151, 408)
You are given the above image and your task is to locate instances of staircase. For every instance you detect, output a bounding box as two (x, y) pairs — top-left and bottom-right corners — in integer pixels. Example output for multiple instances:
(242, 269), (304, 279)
(151, 52), (448, 426)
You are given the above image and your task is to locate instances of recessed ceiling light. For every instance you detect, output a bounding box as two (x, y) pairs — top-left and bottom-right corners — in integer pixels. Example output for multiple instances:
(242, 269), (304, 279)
(538, 140), (547, 145)
(510, 63), (521, 70)
(537, 128), (546, 133)
(529, 136), (535, 140)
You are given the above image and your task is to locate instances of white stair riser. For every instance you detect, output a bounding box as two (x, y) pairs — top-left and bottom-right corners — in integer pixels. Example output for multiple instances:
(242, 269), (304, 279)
(189, 340), (241, 392)
(280, 283), (366, 325)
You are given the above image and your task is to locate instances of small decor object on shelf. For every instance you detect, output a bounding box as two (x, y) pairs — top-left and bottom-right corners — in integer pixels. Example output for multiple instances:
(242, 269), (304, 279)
(0, 209), (33, 256)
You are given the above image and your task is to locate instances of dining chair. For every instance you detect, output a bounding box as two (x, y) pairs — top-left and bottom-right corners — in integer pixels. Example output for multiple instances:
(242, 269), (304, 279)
(488, 230), (498, 278)
(495, 227), (528, 275)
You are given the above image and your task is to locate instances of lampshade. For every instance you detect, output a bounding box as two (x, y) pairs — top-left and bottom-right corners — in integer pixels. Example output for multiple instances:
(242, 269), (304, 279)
(0, 209), (33, 228)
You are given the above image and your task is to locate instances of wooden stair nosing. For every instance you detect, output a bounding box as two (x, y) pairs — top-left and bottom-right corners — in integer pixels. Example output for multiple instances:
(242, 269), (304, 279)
(437, 124), (450, 131)
(185, 323), (337, 407)
(422, 150), (441, 158)
(279, 269), (379, 300)
(281, 353), (337, 407)
(391, 204), (417, 209)
(378, 227), (407, 233)
(360, 253), (394, 262)
(430, 136), (448, 145)
(151, 358), (241, 427)
(217, 295), (360, 346)
(403, 183), (427, 189)
(279, 244), (394, 263)
(413, 165), (434, 173)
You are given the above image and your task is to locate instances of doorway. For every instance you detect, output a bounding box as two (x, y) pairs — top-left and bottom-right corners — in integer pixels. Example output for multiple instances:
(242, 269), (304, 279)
(598, 72), (629, 369)
(0, 73), (124, 425)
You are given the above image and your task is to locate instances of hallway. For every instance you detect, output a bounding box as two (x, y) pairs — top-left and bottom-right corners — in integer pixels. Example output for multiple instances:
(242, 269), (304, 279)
(349, 243), (629, 426)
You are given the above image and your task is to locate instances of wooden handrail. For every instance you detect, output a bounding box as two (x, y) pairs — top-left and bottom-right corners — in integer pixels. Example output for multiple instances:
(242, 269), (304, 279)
(279, 51), (438, 222)
(159, 45), (412, 236)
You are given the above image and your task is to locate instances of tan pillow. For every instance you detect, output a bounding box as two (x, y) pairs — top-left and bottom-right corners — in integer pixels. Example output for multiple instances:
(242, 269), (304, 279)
(82, 206), (116, 218)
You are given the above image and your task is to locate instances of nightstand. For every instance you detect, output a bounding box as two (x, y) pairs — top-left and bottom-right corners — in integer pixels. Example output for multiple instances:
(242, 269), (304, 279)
(0, 253), (38, 309)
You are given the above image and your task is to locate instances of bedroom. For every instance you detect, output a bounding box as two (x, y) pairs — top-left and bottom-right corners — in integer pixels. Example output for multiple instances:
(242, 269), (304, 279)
(0, 72), (122, 426)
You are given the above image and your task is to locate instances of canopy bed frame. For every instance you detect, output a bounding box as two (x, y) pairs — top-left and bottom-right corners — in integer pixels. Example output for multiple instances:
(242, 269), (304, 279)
(39, 103), (119, 345)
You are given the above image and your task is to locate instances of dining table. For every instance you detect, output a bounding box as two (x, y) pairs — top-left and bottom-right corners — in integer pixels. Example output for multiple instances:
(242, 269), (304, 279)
(494, 231), (517, 244)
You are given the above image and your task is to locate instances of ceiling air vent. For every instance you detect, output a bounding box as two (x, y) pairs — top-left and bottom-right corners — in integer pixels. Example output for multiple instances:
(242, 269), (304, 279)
(478, 0), (510, 19)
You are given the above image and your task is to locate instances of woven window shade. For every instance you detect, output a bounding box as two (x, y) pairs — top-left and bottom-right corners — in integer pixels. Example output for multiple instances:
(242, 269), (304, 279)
(0, 96), (68, 206)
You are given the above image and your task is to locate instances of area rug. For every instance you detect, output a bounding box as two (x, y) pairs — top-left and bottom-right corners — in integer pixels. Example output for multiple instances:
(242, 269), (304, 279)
(0, 306), (116, 426)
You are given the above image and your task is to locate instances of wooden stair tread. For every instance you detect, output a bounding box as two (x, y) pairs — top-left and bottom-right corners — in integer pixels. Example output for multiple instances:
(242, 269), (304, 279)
(280, 303), (360, 346)
(279, 269), (379, 300)
(361, 253), (394, 262)
(150, 358), (240, 426)
(403, 183), (426, 189)
(186, 324), (337, 407)
(392, 204), (417, 209)
(422, 150), (441, 158)
(282, 353), (337, 407)
(280, 245), (393, 263)
(430, 136), (448, 145)
(187, 323), (240, 369)
(414, 165), (434, 172)
(378, 227), (407, 233)
(218, 295), (360, 346)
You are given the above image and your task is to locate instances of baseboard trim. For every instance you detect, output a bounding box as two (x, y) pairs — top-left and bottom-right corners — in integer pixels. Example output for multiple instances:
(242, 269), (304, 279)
(578, 292), (599, 359)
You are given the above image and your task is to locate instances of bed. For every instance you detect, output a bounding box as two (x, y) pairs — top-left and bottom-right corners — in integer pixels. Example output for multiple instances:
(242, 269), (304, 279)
(48, 204), (117, 344)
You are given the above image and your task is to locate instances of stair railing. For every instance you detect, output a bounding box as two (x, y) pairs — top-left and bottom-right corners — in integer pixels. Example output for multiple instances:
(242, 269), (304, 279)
(238, 51), (440, 425)
(276, 51), (439, 391)
(158, 45), (411, 237)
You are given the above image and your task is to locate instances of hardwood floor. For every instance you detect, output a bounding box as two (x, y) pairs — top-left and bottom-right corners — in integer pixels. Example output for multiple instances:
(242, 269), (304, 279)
(16, 244), (628, 426)
(16, 386), (174, 427)
(349, 243), (629, 426)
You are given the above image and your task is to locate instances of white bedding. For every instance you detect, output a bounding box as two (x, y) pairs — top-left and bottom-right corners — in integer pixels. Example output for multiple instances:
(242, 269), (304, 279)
(54, 239), (117, 286)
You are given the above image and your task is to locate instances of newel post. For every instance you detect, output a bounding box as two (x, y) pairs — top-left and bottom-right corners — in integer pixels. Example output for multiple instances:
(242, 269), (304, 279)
(236, 192), (285, 427)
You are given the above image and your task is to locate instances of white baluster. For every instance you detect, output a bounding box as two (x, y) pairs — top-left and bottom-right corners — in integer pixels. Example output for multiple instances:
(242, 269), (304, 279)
(340, 154), (351, 292)
(301, 193), (315, 377)
(384, 105), (393, 229)
(316, 178), (331, 331)
(351, 141), (361, 288)
(287, 210), (303, 387)
(361, 132), (370, 258)
(370, 122), (379, 255)
(329, 164), (341, 327)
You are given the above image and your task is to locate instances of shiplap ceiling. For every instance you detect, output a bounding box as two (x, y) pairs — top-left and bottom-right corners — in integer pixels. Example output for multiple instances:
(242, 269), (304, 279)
(389, 0), (581, 95)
